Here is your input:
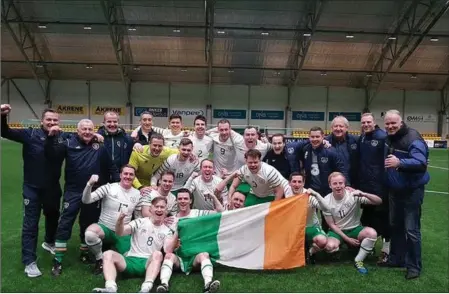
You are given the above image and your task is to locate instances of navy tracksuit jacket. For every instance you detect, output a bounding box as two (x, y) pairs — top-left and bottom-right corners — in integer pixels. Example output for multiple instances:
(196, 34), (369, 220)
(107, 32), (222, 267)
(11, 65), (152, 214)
(325, 133), (359, 187)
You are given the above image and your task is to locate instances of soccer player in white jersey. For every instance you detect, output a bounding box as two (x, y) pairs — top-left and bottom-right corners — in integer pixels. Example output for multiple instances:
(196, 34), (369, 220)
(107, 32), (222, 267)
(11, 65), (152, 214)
(93, 197), (177, 293)
(83, 165), (141, 275)
(323, 172), (382, 274)
(184, 159), (228, 210)
(157, 188), (223, 293)
(207, 119), (244, 178)
(234, 126), (271, 167)
(289, 172), (330, 264)
(151, 138), (200, 193)
(135, 171), (178, 219)
(189, 115), (213, 161)
(228, 149), (292, 207)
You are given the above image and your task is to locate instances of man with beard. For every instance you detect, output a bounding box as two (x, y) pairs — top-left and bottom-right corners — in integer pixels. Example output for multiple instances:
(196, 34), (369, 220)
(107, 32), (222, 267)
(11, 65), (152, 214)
(128, 134), (178, 193)
(45, 119), (119, 276)
(188, 115), (213, 161)
(379, 110), (429, 280)
(82, 165), (141, 275)
(325, 116), (359, 187)
(1, 104), (67, 277)
(156, 188), (223, 293)
(93, 197), (176, 293)
(184, 159), (228, 210)
(151, 138), (200, 194)
(323, 172), (382, 275)
(135, 171), (178, 218)
(97, 111), (134, 181)
(228, 149), (293, 206)
(358, 113), (390, 264)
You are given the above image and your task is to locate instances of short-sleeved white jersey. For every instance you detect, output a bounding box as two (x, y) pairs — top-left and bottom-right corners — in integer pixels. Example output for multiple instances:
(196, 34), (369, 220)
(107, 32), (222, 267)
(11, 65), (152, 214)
(152, 154), (200, 190)
(186, 175), (228, 210)
(307, 196), (321, 227)
(239, 162), (287, 198)
(126, 218), (174, 259)
(90, 183), (140, 230)
(235, 141), (271, 167)
(322, 191), (369, 230)
(209, 132), (243, 176)
(153, 127), (185, 148)
(134, 189), (178, 219)
(189, 134), (213, 161)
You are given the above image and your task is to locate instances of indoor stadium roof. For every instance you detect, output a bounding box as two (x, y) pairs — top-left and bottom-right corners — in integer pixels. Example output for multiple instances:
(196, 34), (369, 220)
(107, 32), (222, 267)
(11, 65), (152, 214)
(1, 0), (449, 94)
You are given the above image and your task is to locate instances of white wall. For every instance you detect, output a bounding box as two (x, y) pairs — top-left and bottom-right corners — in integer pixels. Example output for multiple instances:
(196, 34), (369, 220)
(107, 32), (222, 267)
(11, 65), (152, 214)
(0, 78), (443, 135)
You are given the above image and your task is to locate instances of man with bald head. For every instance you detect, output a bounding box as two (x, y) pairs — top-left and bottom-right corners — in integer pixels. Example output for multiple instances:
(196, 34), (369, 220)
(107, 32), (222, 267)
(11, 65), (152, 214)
(379, 110), (429, 280)
(326, 116), (359, 187)
(45, 119), (119, 276)
(97, 111), (134, 181)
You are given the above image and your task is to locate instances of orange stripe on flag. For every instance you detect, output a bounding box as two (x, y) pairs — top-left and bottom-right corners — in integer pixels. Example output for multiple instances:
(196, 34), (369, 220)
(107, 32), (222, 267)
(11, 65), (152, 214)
(263, 194), (309, 269)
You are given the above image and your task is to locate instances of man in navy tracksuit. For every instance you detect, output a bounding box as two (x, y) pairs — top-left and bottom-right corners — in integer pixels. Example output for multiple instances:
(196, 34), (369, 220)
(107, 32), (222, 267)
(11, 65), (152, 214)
(96, 111), (134, 180)
(358, 113), (390, 263)
(379, 110), (429, 280)
(45, 119), (119, 276)
(1, 104), (67, 278)
(263, 134), (306, 179)
(326, 115), (359, 187)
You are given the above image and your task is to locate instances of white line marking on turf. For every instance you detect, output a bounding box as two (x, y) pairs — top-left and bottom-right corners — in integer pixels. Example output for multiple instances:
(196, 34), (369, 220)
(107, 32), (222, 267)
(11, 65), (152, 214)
(428, 165), (449, 170)
(426, 190), (449, 195)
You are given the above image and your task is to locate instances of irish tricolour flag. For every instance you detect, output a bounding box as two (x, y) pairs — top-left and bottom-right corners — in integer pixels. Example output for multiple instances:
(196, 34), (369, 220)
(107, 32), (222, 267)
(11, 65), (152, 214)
(177, 195), (308, 270)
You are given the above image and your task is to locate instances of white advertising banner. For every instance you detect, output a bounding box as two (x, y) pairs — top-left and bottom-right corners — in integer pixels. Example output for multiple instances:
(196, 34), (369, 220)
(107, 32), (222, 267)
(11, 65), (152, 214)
(170, 108), (206, 117)
(405, 114), (437, 123)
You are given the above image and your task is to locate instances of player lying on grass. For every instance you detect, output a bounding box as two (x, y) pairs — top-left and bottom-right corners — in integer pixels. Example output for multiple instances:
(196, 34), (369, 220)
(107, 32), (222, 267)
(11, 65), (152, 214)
(288, 172), (330, 264)
(156, 188), (223, 293)
(134, 171), (178, 219)
(322, 172), (382, 274)
(82, 165), (141, 275)
(93, 197), (177, 293)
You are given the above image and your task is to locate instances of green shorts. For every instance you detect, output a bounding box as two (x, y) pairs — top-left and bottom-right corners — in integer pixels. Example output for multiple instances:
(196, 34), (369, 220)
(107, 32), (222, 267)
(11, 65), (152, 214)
(305, 225), (327, 242)
(327, 226), (364, 243)
(99, 224), (131, 254)
(244, 193), (275, 207)
(176, 254), (216, 275)
(123, 256), (148, 277)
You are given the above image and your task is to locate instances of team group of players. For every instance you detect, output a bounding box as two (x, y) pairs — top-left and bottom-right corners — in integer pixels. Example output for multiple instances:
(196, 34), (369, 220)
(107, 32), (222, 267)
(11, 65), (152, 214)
(0, 102), (430, 292)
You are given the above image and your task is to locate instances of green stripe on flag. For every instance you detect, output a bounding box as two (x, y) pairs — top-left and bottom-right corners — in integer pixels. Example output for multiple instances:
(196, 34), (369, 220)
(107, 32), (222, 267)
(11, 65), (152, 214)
(177, 213), (221, 265)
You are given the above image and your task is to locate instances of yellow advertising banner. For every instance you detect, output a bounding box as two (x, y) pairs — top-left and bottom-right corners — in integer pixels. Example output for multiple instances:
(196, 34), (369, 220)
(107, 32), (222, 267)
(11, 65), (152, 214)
(92, 106), (126, 116)
(55, 105), (86, 115)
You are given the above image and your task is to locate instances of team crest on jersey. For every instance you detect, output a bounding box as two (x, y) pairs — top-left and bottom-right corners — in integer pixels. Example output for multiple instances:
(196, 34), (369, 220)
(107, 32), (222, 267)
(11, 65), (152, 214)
(287, 147), (294, 154)
(92, 143), (100, 150)
(158, 233), (166, 241)
(140, 228), (147, 234)
(40, 137), (45, 141)
(116, 141), (121, 148)
(351, 143), (357, 150)
(64, 202), (70, 209)
(321, 157), (328, 163)
(371, 140), (378, 147)
(24, 199), (29, 206)
(58, 137), (64, 143)
(130, 195), (138, 203)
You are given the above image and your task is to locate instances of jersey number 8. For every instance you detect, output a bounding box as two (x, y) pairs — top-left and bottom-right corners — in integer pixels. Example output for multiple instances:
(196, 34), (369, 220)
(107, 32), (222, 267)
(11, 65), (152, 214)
(147, 236), (154, 246)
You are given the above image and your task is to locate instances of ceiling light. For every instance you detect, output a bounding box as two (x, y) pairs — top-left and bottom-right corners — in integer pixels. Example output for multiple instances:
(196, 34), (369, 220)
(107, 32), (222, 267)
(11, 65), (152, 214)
(320, 71), (327, 76)
(36, 63), (43, 68)
(173, 29), (181, 33)
(217, 30), (225, 34)
(37, 24), (47, 29)
(274, 71), (281, 76)
(410, 74), (417, 79)
(366, 73), (373, 77)
(180, 68), (187, 72)
(388, 36), (396, 40)
(128, 26), (137, 31)
(261, 32), (269, 36)
(346, 34), (354, 39)
(228, 69), (234, 73)
(133, 66), (140, 71)
(430, 36), (439, 42)
(84, 25), (92, 30)
(86, 64), (93, 69)
(303, 32), (312, 37)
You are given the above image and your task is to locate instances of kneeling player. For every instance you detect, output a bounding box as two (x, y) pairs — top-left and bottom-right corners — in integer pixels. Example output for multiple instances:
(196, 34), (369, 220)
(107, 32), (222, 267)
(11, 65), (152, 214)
(83, 165), (141, 275)
(323, 172), (382, 274)
(157, 188), (222, 293)
(289, 172), (330, 263)
(93, 197), (177, 293)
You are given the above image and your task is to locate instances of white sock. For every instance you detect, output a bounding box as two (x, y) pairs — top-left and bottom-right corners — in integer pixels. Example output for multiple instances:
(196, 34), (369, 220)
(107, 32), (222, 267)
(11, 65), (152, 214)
(382, 239), (390, 254)
(140, 280), (154, 292)
(201, 259), (213, 287)
(355, 238), (377, 262)
(160, 259), (173, 285)
(105, 280), (117, 291)
(85, 231), (103, 260)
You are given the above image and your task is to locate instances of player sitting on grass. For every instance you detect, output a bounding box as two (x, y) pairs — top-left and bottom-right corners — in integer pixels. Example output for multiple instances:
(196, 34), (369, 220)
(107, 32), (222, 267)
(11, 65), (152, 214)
(134, 171), (178, 219)
(322, 172), (382, 274)
(289, 172), (330, 264)
(156, 188), (223, 293)
(93, 197), (177, 293)
(82, 165), (141, 275)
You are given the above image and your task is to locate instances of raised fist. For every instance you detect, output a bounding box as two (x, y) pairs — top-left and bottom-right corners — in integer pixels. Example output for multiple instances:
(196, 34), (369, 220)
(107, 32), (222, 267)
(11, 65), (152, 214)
(88, 174), (99, 185)
(1, 104), (11, 115)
